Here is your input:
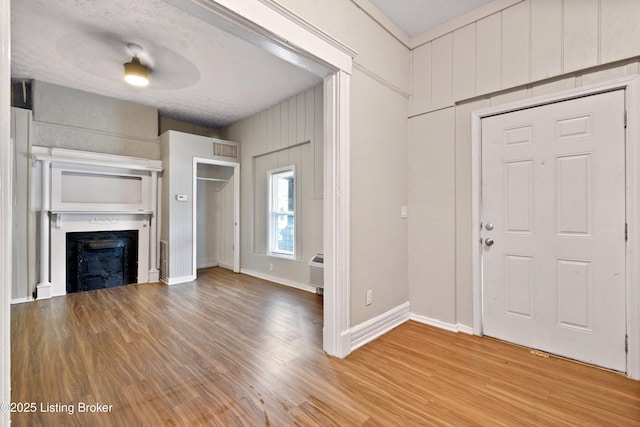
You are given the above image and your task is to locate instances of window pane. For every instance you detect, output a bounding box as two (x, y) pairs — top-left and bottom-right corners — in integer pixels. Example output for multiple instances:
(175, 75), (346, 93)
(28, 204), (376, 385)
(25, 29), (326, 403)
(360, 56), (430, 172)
(274, 171), (294, 213)
(274, 214), (294, 253)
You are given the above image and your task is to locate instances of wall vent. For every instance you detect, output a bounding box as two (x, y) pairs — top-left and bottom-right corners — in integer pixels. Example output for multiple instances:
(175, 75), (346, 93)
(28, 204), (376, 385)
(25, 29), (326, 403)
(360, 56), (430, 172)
(159, 240), (168, 281)
(212, 140), (239, 160)
(309, 254), (324, 289)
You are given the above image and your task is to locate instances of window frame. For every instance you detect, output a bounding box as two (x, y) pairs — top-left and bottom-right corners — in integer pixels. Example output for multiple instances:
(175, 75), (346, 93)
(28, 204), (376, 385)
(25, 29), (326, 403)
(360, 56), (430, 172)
(267, 165), (296, 259)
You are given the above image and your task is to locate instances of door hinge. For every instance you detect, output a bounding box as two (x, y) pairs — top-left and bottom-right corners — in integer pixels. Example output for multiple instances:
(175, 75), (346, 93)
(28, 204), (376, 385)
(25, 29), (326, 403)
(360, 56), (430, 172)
(624, 110), (628, 128)
(626, 335), (628, 353)
(625, 223), (628, 241)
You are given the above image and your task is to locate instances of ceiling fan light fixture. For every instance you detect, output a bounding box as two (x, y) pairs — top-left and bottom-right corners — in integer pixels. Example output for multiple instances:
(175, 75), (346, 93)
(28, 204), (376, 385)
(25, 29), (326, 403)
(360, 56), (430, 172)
(123, 56), (149, 87)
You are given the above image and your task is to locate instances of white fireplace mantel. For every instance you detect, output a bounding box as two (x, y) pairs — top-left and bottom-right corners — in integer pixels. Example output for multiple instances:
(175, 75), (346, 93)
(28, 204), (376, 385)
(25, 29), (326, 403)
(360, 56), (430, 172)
(33, 147), (162, 298)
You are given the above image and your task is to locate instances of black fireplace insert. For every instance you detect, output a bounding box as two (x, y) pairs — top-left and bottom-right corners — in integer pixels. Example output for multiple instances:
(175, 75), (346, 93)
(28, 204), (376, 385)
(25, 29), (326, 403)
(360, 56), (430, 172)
(66, 230), (138, 293)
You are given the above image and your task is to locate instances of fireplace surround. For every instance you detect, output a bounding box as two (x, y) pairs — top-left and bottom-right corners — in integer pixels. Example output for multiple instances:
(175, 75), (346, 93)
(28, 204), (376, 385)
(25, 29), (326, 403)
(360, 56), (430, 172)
(34, 147), (162, 298)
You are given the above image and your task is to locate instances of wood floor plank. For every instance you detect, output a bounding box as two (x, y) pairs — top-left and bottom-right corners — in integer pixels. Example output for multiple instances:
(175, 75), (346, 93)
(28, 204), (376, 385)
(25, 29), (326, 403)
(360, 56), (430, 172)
(10, 267), (640, 426)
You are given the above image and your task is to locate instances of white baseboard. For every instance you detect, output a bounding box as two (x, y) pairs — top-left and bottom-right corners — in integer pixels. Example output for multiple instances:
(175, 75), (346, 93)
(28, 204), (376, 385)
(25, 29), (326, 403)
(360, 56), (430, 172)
(11, 296), (33, 304)
(240, 268), (316, 293)
(350, 302), (411, 352)
(197, 258), (218, 269)
(162, 274), (196, 285)
(410, 313), (473, 335)
(36, 282), (52, 299)
(148, 269), (160, 283)
(217, 262), (234, 270)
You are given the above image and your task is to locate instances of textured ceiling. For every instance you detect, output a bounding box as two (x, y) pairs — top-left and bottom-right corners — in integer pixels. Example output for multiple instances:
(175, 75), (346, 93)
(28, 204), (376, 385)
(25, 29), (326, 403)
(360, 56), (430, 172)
(369, 0), (494, 37)
(11, 0), (322, 128)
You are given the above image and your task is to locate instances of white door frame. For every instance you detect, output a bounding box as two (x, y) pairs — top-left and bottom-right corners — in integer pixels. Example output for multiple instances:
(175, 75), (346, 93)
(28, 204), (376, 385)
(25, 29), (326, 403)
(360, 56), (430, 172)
(0, 0), (11, 423)
(158, 0), (356, 358)
(192, 157), (240, 276)
(0, 8), (356, 422)
(471, 76), (640, 380)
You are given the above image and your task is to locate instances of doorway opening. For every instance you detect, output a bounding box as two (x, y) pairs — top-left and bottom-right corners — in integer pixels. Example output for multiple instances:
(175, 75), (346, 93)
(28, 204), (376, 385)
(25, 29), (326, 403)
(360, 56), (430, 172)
(192, 157), (240, 277)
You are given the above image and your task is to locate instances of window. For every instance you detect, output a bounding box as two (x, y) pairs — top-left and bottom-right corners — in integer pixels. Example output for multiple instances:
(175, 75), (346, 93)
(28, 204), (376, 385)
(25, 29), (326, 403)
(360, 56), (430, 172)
(268, 166), (295, 257)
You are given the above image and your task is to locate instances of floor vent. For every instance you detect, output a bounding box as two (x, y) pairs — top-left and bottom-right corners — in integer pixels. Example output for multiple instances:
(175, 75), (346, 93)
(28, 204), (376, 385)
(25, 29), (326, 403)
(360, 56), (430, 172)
(159, 240), (168, 281)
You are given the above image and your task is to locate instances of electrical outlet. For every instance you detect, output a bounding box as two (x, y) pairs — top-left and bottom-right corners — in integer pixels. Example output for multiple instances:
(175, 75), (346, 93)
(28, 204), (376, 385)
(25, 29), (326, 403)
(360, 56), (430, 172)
(366, 290), (373, 306)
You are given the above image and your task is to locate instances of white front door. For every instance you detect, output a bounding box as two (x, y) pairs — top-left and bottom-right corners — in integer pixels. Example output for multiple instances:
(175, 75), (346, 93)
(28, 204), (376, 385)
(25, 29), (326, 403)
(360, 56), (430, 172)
(481, 90), (626, 371)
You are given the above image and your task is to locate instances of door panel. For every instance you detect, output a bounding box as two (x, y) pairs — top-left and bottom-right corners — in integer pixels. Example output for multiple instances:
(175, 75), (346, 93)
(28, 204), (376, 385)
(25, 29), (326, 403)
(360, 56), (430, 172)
(481, 90), (626, 371)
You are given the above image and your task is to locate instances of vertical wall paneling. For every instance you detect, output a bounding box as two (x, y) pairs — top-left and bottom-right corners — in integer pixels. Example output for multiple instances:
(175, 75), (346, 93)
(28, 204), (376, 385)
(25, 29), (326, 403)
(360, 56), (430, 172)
(431, 33), (454, 109)
(314, 84), (323, 199)
(454, 99), (490, 327)
(411, 43), (432, 115)
(160, 131), (239, 282)
(297, 92), (306, 145)
(531, 0), (562, 81)
(10, 108), (32, 301)
(600, 0), (640, 64)
(222, 85), (323, 288)
(476, 13), (503, 96)
(452, 24), (477, 102)
(501, 1), (530, 89)
(563, 0), (599, 73)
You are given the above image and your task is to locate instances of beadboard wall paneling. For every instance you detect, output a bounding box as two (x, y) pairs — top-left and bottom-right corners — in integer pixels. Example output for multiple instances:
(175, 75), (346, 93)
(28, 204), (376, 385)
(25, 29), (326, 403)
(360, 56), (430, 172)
(501, 1), (530, 89)
(222, 85), (323, 289)
(430, 33), (453, 110)
(411, 0), (640, 116)
(530, 0), (562, 81)
(563, 0), (599, 73)
(408, 0), (640, 329)
(475, 12), (502, 98)
(452, 23), (476, 102)
(159, 131), (237, 282)
(409, 59), (640, 330)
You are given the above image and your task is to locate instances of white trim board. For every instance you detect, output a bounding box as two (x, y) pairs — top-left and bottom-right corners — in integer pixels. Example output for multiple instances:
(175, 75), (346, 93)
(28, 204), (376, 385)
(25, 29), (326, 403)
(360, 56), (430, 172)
(0, 0), (11, 421)
(471, 76), (640, 380)
(350, 302), (411, 352)
(197, 259), (218, 269)
(192, 157), (240, 279)
(162, 1), (355, 358)
(240, 269), (317, 294)
(162, 275), (197, 286)
(410, 314), (473, 335)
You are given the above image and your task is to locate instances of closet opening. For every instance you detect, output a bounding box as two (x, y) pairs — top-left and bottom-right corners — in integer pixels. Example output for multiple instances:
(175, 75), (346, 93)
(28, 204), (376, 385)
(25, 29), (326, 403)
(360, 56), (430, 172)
(193, 158), (240, 277)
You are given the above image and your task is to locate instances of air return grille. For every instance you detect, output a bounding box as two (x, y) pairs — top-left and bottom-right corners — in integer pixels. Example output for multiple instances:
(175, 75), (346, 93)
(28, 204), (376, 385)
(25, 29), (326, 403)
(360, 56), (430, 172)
(212, 140), (239, 160)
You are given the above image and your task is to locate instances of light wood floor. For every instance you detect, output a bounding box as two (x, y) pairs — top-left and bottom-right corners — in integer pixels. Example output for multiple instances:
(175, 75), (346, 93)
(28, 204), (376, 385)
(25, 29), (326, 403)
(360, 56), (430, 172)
(11, 268), (640, 426)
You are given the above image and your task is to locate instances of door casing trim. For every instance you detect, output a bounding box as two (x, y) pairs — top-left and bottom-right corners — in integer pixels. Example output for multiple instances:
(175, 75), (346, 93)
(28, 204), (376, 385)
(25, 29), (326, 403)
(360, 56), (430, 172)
(471, 76), (640, 380)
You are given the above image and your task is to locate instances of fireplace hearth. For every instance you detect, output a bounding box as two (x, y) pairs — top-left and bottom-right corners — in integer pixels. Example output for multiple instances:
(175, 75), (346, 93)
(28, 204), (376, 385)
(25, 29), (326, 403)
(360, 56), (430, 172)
(66, 230), (138, 293)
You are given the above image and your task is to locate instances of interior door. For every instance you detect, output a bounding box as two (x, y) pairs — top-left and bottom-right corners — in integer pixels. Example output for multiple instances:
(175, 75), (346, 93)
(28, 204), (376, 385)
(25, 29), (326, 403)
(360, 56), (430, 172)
(481, 90), (626, 371)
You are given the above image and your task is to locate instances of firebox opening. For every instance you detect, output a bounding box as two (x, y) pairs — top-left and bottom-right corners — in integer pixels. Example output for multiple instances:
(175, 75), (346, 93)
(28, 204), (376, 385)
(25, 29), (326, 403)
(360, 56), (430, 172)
(66, 230), (138, 293)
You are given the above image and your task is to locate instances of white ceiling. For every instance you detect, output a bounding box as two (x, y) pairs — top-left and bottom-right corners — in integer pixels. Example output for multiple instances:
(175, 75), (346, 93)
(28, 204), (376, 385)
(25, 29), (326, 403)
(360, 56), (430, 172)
(369, 0), (494, 37)
(12, 0), (492, 129)
(11, 0), (322, 128)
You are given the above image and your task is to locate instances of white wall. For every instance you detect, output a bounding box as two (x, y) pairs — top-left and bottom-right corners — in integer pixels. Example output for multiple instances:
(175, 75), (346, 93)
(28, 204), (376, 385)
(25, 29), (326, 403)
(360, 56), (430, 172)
(196, 163), (235, 270)
(222, 85), (323, 288)
(408, 0), (640, 328)
(31, 81), (159, 159)
(14, 82), (164, 300)
(262, 0), (411, 326)
(217, 179), (235, 269)
(196, 180), (219, 268)
(10, 108), (32, 301)
(159, 130), (238, 282)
